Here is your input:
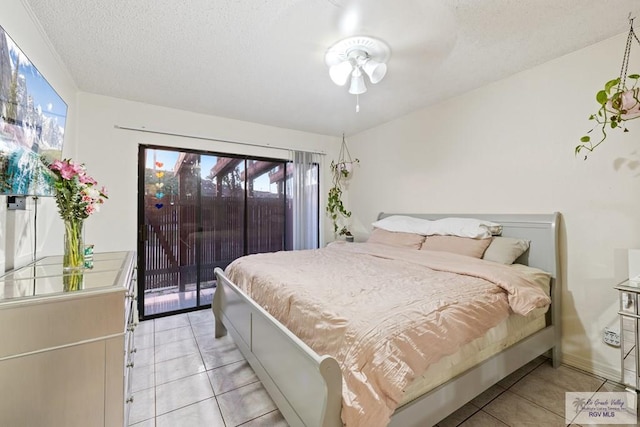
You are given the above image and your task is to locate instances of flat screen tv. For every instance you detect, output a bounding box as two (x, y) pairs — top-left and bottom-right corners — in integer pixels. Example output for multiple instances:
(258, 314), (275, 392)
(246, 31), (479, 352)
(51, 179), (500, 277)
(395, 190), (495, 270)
(0, 24), (67, 196)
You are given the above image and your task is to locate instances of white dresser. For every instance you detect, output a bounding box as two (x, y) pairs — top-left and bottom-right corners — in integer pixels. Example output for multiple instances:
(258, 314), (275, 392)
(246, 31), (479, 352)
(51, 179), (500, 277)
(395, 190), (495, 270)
(0, 251), (137, 427)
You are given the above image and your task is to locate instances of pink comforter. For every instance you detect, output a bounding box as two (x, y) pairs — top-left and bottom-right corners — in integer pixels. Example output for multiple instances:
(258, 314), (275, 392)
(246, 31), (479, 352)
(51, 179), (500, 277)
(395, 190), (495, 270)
(225, 242), (551, 427)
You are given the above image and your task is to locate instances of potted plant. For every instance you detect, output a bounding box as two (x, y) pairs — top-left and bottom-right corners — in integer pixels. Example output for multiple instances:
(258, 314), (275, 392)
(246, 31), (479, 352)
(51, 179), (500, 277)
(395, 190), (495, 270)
(340, 226), (355, 242)
(576, 19), (640, 158)
(576, 75), (640, 158)
(326, 135), (359, 237)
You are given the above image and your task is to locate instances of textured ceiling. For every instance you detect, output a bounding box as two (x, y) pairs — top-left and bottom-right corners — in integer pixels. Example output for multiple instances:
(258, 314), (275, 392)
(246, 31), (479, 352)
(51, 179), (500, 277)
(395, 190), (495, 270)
(23, 0), (640, 136)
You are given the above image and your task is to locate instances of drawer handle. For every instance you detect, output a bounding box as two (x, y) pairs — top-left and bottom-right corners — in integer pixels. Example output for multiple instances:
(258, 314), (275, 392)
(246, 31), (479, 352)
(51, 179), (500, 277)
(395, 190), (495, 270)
(131, 348), (137, 353)
(125, 292), (135, 298)
(126, 362), (135, 368)
(126, 396), (134, 404)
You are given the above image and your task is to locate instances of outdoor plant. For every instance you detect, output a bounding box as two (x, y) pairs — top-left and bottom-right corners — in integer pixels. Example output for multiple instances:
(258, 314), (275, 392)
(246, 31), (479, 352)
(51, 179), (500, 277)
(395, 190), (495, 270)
(576, 75), (640, 158)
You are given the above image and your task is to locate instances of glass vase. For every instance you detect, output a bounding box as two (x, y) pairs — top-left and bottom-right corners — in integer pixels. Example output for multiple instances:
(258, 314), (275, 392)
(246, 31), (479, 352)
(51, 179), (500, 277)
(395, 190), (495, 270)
(63, 270), (84, 292)
(63, 219), (84, 272)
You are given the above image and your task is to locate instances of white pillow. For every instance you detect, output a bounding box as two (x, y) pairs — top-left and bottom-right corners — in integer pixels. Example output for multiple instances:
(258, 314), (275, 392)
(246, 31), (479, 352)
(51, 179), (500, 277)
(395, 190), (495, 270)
(371, 215), (433, 235)
(372, 215), (502, 239)
(426, 217), (502, 239)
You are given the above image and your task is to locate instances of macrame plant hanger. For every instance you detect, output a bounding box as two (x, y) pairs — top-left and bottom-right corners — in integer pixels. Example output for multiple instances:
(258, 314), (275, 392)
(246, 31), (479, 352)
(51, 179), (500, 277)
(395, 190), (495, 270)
(617, 16), (640, 95)
(610, 15), (640, 127)
(576, 14), (640, 158)
(336, 133), (360, 181)
(338, 133), (354, 167)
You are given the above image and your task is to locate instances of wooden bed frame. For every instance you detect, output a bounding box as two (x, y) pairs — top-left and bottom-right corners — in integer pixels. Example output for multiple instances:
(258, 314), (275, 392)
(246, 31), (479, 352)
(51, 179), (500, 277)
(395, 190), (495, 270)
(212, 212), (561, 427)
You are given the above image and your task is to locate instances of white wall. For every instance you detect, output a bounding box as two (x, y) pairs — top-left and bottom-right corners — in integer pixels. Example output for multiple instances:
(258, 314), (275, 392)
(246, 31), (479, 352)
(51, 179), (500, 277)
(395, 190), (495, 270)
(1, 0), (79, 271)
(347, 32), (640, 380)
(75, 93), (338, 253)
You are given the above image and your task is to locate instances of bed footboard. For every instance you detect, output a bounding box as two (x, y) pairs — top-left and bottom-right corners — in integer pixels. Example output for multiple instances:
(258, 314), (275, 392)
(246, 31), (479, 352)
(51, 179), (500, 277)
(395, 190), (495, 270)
(213, 268), (343, 427)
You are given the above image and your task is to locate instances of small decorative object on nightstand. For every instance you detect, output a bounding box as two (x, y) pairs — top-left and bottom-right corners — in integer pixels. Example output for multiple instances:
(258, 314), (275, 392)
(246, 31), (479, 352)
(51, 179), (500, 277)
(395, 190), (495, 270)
(616, 279), (640, 390)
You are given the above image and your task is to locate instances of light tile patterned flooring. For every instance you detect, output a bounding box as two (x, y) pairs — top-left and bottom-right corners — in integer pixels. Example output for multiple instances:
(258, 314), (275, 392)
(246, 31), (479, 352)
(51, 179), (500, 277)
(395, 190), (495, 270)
(129, 310), (635, 426)
(128, 309), (287, 426)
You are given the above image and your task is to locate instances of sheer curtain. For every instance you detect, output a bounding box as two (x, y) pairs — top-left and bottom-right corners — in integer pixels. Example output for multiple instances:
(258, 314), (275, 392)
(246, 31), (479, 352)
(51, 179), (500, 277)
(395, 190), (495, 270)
(290, 150), (321, 250)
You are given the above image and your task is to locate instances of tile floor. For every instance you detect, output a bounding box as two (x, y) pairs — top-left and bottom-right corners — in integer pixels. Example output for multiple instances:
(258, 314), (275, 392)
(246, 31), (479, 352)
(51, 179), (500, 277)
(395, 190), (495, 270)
(435, 358), (634, 427)
(128, 309), (287, 427)
(129, 310), (635, 427)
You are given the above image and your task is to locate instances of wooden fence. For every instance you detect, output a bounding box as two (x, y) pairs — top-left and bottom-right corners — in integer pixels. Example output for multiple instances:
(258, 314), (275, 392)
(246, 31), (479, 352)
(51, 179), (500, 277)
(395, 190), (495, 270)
(142, 196), (287, 292)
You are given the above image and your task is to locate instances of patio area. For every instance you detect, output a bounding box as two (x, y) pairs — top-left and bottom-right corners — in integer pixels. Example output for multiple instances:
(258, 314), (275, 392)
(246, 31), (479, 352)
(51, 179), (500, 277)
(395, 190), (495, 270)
(143, 281), (216, 317)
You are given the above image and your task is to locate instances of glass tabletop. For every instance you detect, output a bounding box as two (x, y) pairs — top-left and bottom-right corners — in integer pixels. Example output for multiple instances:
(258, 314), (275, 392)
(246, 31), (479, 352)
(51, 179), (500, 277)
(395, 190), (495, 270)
(0, 251), (131, 301)
(617, 279), (640, 291)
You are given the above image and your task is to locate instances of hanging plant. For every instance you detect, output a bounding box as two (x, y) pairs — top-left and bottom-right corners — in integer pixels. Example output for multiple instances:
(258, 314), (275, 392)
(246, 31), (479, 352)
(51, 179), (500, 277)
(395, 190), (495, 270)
(327, 134), (359, 236)
(576, 76), (640, 158)
(576, 18), (640, 159)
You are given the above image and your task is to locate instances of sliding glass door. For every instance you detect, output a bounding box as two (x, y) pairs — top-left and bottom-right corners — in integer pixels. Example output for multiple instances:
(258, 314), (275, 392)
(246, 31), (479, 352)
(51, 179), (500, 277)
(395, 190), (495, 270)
(137, 145), (317, 319)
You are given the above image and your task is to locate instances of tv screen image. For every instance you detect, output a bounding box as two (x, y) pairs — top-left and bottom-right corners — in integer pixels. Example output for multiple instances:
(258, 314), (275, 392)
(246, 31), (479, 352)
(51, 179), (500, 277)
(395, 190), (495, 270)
(0, 24), (67, 196)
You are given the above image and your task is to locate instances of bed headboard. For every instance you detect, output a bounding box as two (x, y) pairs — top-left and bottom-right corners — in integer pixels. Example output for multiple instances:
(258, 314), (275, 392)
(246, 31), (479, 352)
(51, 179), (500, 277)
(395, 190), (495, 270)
(377, 212), (562, 348)
(376, 212), (561, 282)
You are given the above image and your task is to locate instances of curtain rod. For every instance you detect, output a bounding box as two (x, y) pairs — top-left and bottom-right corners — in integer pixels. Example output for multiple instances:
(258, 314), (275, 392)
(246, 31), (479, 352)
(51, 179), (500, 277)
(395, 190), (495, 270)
(113, 125), (326, 155)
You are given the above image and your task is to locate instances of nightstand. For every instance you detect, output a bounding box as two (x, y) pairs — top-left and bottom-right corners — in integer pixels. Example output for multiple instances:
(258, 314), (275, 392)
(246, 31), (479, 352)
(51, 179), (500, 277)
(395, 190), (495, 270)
(616, 280), (640, 390)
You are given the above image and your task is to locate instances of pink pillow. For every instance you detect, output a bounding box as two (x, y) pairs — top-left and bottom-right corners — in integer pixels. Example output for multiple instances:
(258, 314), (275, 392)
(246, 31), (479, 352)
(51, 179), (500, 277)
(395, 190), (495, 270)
(482, 237), (530, 264)
(367, 228), (425, 249)
(420, 235), (492, 258)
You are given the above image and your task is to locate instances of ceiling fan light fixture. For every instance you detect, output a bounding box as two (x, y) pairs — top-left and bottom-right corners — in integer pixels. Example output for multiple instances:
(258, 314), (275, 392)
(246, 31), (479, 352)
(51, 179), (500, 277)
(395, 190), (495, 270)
(348, 67), (367, 95)
(329, 61), (354, 86)
(325, 36), (391, 111)
(362, 59), (387, 84)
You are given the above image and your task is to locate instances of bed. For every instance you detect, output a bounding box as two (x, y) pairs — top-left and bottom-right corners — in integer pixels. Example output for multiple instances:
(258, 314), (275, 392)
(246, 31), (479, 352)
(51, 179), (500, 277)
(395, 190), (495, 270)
(212, 212), (561, 426)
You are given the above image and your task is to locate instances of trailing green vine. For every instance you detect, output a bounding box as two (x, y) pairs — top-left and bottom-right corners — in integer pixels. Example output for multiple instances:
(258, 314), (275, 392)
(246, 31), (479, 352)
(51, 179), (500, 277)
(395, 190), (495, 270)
(576, 19), (640, 159)
(326, 158), (359, 235)
(576, 75), (640, 158)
